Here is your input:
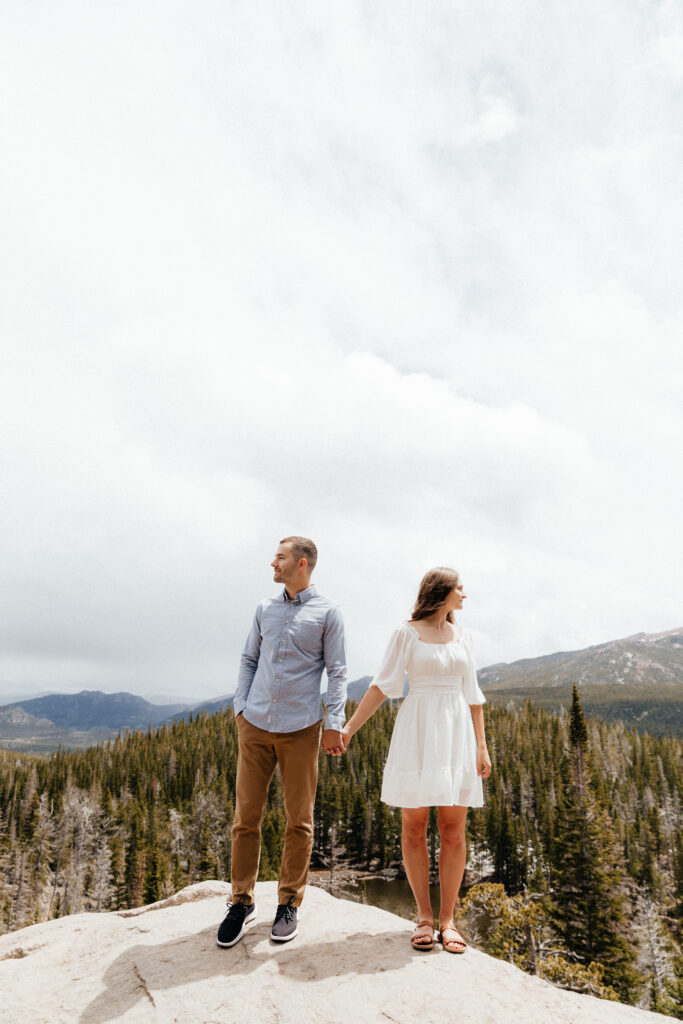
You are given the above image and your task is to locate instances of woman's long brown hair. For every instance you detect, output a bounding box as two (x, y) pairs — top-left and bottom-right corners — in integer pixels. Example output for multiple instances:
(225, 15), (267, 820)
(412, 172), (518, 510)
(411, 567), (460, 624)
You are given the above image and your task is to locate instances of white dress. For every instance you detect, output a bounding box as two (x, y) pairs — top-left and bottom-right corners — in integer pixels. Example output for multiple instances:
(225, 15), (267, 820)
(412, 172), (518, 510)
(371, 622), (486, 809)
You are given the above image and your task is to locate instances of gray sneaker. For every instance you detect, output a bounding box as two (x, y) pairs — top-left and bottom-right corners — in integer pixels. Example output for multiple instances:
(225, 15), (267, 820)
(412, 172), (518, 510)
(270, 898), (298, 942)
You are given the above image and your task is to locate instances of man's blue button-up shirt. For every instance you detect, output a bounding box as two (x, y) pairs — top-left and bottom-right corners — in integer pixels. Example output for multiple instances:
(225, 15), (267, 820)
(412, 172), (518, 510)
(234, 585), (347, 733)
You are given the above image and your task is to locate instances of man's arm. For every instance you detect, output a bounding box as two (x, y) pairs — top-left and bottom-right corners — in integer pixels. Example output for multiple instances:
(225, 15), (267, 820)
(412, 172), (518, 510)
(233, 606), (262, 718)
(321, 605), (347, 752)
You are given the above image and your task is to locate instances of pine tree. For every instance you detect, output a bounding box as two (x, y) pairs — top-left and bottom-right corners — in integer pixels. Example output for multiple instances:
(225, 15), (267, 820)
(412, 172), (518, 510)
(551, 688), (641, 1002)
(91, 830), (112, 912)
(124, 803), (145, 909)
(143, 810), (164, 903)
(569, 683), (588, 749)
(347, 791), (369, 866)
(673, 828), (683, 920)
(195, 816), (219, 882)
(0, 809), (13, 933)
(109, 833), (127, 910)
(371, 800), (396, 868)
(661, 952), (683, 1019)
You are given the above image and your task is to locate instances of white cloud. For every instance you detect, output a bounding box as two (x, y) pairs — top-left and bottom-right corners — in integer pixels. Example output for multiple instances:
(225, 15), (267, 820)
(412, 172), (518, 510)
(460, 90), (520, 145)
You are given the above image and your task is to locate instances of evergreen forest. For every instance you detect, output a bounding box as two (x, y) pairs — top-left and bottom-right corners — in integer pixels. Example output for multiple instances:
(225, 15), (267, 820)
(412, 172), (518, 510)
(0, 688), (681, 1016)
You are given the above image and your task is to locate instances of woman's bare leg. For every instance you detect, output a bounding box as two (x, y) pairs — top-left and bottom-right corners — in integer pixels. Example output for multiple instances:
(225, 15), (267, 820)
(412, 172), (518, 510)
(401, 806), (432, 924)
(436, 805), (468, 928)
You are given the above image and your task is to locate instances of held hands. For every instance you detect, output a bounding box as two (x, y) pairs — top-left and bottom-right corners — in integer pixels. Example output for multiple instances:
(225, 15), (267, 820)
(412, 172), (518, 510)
(322, 687), (385, 756)
(321, 729), (346, 757)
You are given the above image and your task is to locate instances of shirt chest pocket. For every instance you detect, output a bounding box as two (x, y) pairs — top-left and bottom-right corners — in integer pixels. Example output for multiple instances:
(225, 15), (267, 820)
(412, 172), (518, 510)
(290, 615), (323, 652)
(261, 616), (287, 651)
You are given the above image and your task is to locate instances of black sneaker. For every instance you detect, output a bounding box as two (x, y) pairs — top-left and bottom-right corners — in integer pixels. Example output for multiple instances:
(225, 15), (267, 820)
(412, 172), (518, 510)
(270, 898), (298, 942)
(216, 901), (257, 947)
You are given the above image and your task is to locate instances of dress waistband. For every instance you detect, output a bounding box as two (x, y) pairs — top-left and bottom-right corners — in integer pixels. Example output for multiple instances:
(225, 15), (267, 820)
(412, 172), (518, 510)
(408, 675), (464, 694)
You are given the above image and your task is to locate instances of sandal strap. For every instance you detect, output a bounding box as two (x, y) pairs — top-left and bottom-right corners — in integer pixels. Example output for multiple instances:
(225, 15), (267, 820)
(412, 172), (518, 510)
(440, 926), (466, 947)
(411, 921), (435, 948)
(412, 922), (434, 936)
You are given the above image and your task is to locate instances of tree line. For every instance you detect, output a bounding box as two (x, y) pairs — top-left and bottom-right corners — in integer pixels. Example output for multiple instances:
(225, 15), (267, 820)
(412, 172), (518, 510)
(0, 688), (681, 1015)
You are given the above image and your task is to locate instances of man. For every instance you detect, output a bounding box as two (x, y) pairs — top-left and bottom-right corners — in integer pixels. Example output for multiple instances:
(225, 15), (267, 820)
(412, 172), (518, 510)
(217, 536), (347, 947)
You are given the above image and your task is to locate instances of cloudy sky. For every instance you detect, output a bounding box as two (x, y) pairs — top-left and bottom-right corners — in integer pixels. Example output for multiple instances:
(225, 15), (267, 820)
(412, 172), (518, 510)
(1, 1), (682, 702)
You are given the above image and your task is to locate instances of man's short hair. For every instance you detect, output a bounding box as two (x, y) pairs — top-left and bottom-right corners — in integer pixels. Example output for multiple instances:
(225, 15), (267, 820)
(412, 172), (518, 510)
(280, 536), (318, 572)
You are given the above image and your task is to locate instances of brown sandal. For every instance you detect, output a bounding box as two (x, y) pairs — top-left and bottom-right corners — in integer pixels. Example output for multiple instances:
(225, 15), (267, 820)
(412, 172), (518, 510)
(411, 920), (435, 951)
(438, 925), (467, 954)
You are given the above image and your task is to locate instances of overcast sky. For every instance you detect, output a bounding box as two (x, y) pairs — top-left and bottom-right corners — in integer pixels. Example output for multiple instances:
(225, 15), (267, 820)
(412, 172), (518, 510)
(1, 1), (682, 702)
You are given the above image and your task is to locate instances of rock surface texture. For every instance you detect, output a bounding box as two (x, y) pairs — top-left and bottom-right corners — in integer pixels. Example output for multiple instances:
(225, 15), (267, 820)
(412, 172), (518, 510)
(0, 881), (671, 1024)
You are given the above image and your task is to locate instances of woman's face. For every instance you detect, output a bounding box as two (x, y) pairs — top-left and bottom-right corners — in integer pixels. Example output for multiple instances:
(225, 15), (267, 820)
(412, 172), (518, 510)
(444, 580), (466, 612)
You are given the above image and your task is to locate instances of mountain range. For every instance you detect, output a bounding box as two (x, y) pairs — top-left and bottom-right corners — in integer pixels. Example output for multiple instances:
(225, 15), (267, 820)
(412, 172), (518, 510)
(0, 691), (194, 755)
(1, 626), (681, 751)
(479, 627), (683, 736)
(478, 626), (683, 690)
(0, 690), (188, 730)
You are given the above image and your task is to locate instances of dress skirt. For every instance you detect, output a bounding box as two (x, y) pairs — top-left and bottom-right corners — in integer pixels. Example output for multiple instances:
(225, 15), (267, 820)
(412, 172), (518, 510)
(380, 676), (483, 809)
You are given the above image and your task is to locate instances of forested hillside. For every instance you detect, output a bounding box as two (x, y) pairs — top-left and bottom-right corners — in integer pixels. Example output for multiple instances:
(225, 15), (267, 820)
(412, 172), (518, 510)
(0, 694), (681, 1015)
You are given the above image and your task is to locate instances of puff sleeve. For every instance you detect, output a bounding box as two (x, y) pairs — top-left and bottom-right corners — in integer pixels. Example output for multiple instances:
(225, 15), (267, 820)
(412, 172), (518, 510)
(370, 624), (413, 699)
(462, 630), (486, 705)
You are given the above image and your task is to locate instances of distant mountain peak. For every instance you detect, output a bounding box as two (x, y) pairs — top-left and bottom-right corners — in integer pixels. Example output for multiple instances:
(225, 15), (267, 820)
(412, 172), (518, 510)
(0, 691), (190, 731)
(479, 627), (683, 690)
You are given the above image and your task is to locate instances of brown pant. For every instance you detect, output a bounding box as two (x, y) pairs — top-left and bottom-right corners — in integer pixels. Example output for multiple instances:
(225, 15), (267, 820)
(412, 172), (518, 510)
(231, 715), (321, 907)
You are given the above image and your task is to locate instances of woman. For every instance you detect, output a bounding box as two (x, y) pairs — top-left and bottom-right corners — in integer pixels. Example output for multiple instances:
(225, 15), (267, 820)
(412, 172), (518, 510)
(341, 567), (491, 953)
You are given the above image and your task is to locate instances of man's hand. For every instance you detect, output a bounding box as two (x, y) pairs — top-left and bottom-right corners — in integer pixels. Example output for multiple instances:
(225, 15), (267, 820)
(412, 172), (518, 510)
(321, 729), (346, 756)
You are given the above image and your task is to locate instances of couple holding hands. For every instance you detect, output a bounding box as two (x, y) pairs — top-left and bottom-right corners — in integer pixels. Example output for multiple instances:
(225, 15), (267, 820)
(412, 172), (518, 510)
(217, 535), (492, 954)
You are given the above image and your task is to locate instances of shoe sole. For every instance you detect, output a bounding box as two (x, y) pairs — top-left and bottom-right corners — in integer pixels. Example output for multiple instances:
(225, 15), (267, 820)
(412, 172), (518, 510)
(216, 904), (258, 948)
(270, 925), (298, 942)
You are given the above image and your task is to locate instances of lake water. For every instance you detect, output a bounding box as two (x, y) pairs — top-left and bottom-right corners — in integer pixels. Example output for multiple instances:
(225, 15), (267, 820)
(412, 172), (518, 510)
(312, 875), (442, 922)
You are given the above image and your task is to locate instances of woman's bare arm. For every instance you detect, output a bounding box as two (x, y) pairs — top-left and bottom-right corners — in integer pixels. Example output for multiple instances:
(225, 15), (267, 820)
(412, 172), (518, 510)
(342, 686), (387, 746)
(469, 704), (492, 778)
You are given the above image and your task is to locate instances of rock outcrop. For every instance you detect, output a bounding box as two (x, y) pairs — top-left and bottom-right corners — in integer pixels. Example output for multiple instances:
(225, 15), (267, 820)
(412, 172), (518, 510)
(0, 881), (670, 1024)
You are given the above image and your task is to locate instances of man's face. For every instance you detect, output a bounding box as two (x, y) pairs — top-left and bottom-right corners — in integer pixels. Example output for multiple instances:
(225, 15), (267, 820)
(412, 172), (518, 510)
(271, 543), (299, 584)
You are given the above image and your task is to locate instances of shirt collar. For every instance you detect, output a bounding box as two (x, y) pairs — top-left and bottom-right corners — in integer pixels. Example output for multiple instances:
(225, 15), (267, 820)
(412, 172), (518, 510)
(281, 584), (318, 605)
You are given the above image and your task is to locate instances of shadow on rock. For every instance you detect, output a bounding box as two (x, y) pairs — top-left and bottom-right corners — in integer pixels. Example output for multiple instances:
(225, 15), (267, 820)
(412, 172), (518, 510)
(80, 922), (425, 1023)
